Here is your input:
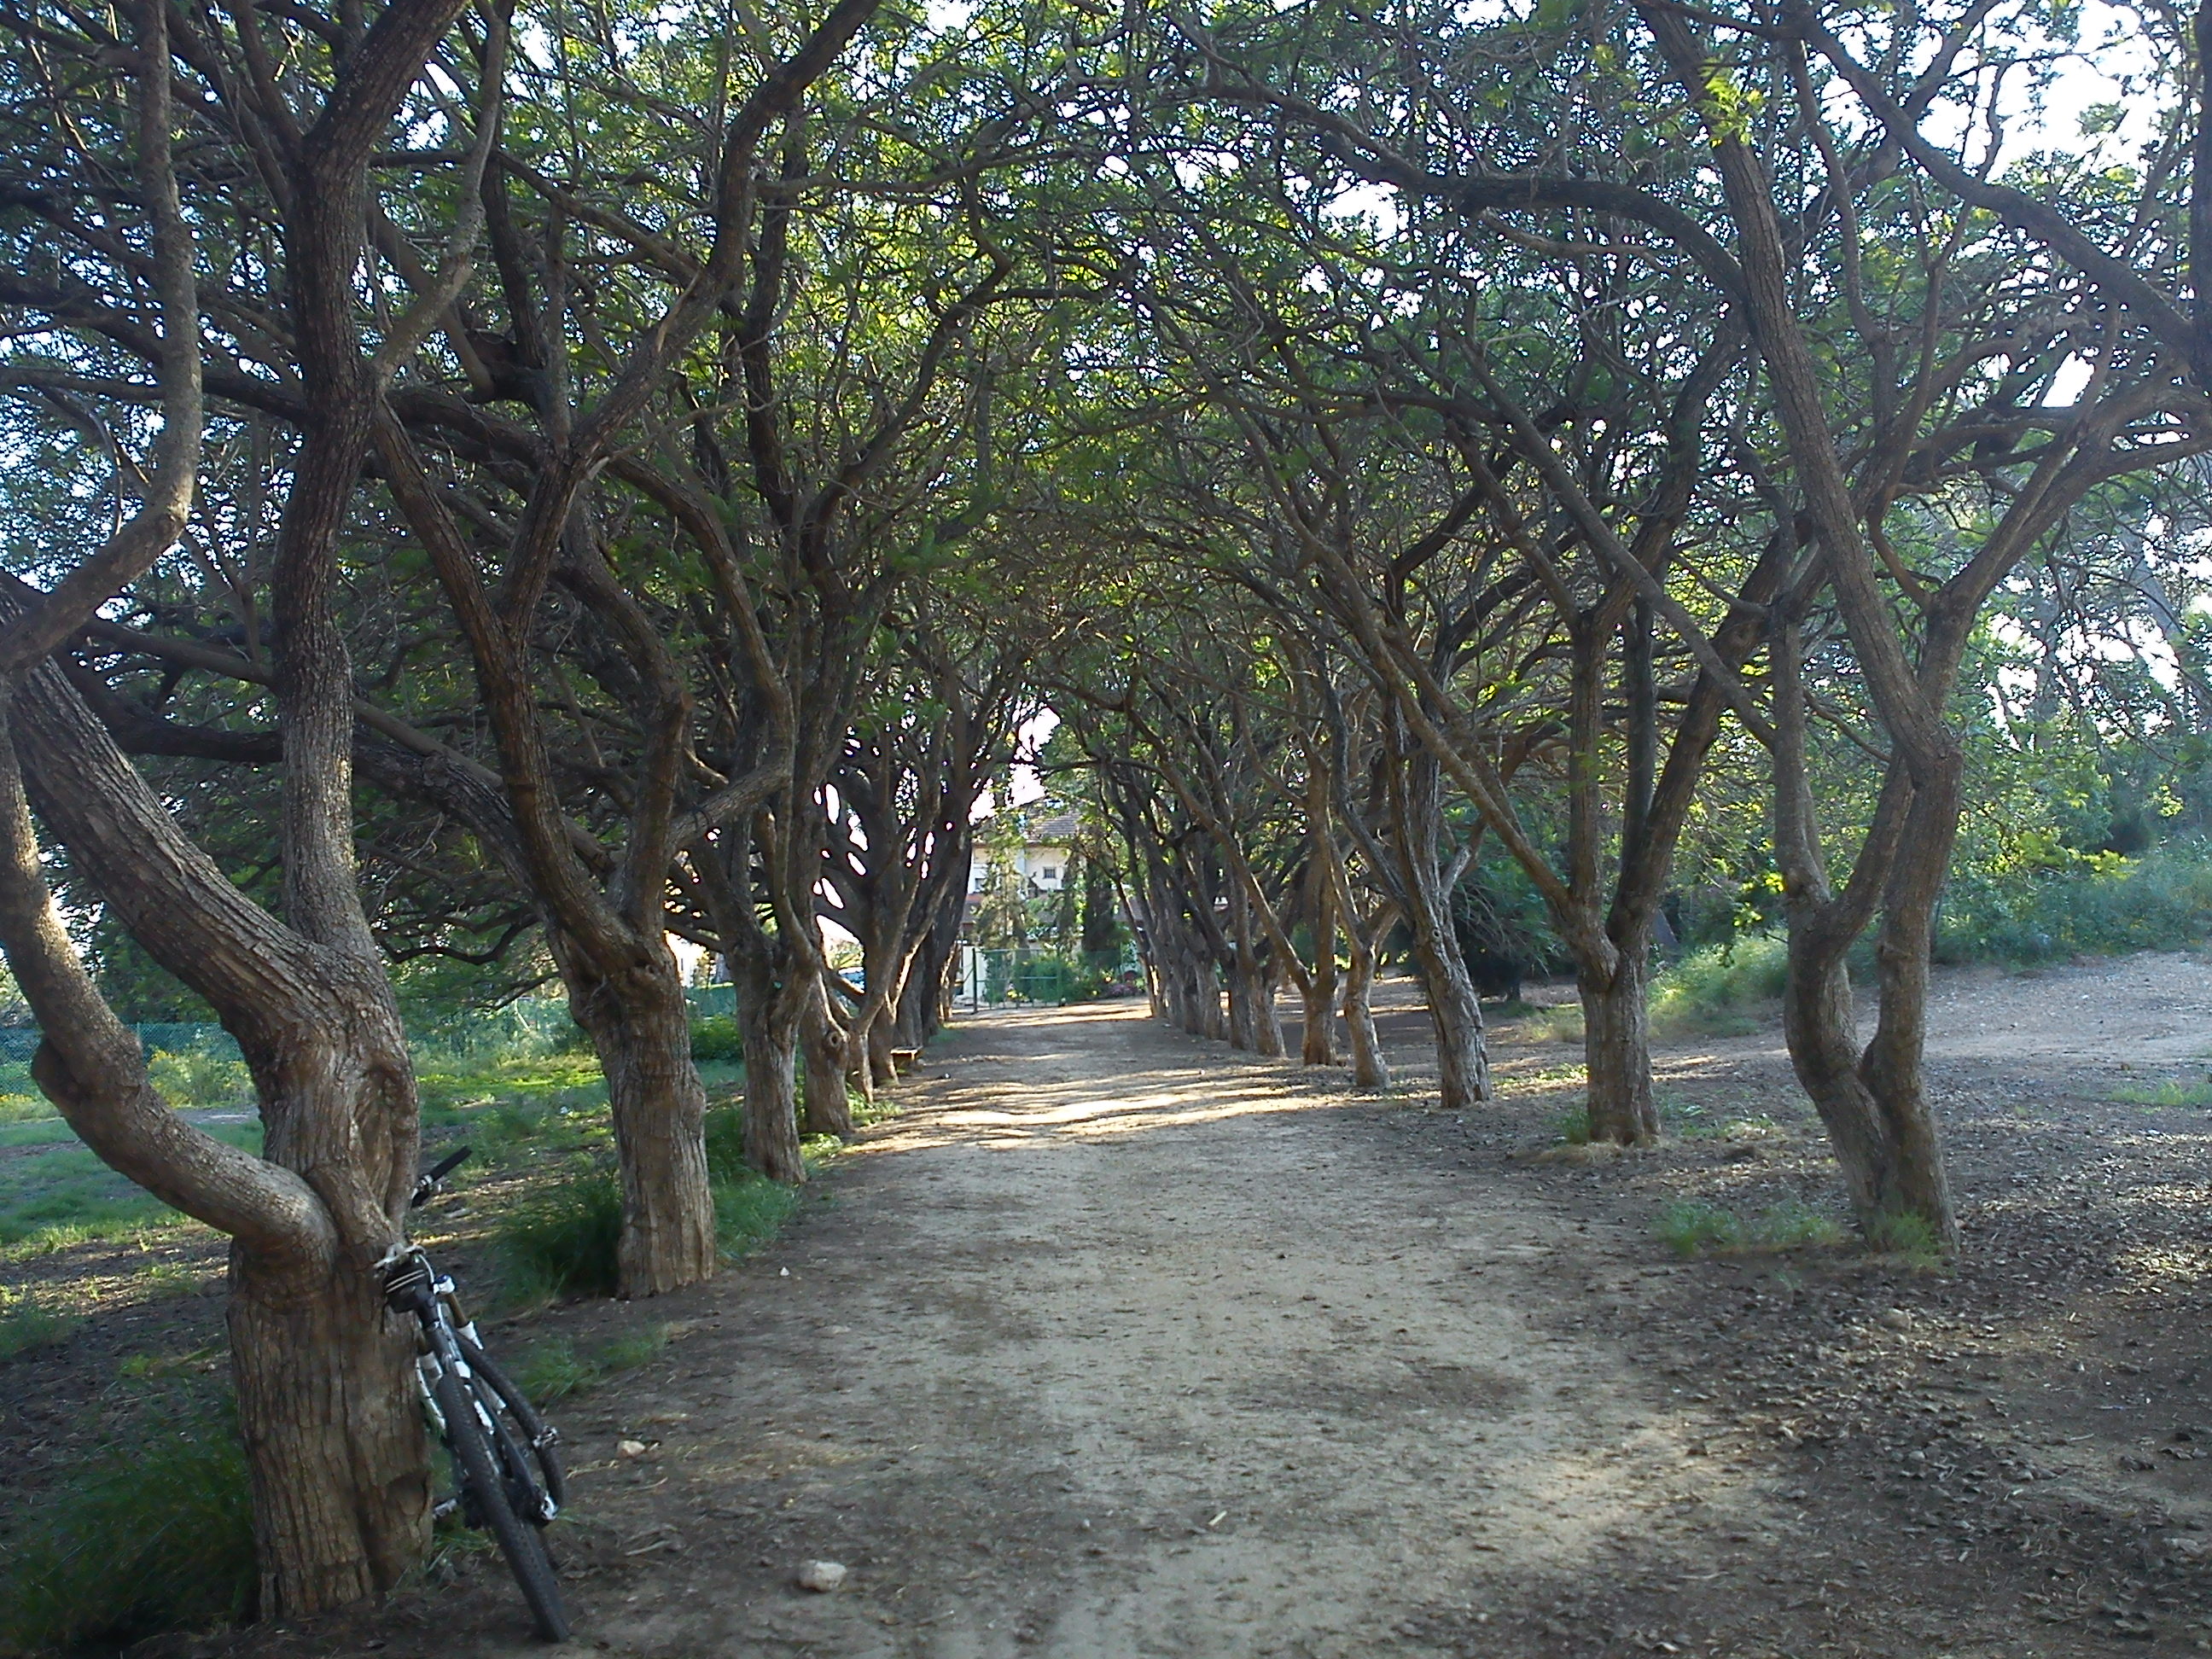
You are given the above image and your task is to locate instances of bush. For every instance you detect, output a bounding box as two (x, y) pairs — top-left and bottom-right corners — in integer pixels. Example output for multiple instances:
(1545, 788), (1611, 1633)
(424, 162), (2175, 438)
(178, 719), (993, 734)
(1647, 934), (1790, 1038)
(690, 1015), (743, 1063)
(0, 1392), (254, 1650)
(496, 1166), (624, 1302)
(147, 1045), (253, 1110)
(1937, 840), (2212, 963)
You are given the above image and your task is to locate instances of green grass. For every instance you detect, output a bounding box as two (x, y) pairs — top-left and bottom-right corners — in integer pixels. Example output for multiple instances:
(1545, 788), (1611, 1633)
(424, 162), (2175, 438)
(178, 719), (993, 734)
(0, 1285), (80, 1358)
(2110, 1076), (2212, 1109)
(1656, 1199), (1848, 1259)
(1866, 1208), (1946, 1268)
(515, 1324), (670, 1404)
(0, 1122), (258, 1255)
(495, 1165), (626, 1304)
(0, 1391), (254, 1650)
(716, 1173), (800, 1257)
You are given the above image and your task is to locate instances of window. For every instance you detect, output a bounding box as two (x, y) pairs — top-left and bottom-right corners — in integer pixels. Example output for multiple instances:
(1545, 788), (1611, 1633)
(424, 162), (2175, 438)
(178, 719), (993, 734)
(1041, 866), (1059, 882)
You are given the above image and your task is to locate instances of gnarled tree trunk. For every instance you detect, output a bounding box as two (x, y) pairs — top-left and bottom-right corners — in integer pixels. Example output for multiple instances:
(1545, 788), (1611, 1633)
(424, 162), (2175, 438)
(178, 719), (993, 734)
(1580, 940), (1658, 1144)
(560, 946), (717, 1293)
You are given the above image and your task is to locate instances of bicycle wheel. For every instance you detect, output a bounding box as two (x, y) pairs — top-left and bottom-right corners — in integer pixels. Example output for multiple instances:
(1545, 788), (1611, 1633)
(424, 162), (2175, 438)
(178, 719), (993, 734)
(434, 1364), (571, 1642)
(459, 1331), (568, 1509)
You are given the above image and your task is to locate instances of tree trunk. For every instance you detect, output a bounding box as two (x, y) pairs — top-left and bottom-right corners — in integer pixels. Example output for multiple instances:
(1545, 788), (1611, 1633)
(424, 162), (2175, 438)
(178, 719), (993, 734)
(1252, 962), (1285, 1058)
(1342, 945), (1388, 1090)
(1785, 787), (1962, 1249)
(230, 1244), (428, 1616)
(738, 973), (809, 1194)
(1417, 939), (1489, 1111)
(1299, 972), (1336, 1068)
(1225, 959), (1256, 1051)
(802, 973), (855, 1141)
(1581, 941), (1658, 1144)
(564, 955), (716, 1294)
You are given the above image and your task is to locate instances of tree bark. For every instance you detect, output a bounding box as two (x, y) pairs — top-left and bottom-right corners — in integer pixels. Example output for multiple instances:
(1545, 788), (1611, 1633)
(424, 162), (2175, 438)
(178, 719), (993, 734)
(1581, 940), (1659, 1144)
(1342, 940), (1388, 1091)
(560, 946), (716, 1293)
(229, 1246), (428, 1615)
(802, 972), (855, 1140)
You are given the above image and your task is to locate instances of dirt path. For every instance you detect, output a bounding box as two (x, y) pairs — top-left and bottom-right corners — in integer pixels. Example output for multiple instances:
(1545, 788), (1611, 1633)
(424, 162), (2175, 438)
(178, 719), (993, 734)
(207, 957), (2212, 1656)
(245, 1003), (1750, 1659)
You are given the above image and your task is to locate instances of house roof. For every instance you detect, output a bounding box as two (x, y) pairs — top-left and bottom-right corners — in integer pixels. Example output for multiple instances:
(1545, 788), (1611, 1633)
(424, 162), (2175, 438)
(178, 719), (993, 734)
(1027, 813), (1079, 844)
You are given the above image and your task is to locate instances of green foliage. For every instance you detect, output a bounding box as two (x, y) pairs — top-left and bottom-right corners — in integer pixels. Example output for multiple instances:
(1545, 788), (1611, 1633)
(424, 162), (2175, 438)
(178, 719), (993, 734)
(0, 1285), (79, 1358)
(714, 1173), (800, 1259)
(1865, 1209), (1946, 1267)
(496, 1166), (625, 1303)
(1936, 841), (2212, 963)
(2110, 1075), (2212, 1108)
(1648, 934), (1791, 1038)
(0, 1392), (254, 1650)
(146, 1045), (253, 1111)
(690, 1015), (743, 1063)
(515, 1325), (670, 1405)
(1656, 1200), (1846, 1258)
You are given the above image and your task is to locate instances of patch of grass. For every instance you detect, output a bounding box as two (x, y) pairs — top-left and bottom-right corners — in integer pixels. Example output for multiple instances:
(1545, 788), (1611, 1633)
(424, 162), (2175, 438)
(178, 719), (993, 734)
(1866, 1208), (1946, 1268)
(1551, 1104), (1593, 1145)
(0, 1285), (81, 1358)
(1656, 1199), (1848, 1259)
(495, 1165), (623, 1304)
(0, 1391), (254, 1650)
(1656, 1201), (1743, 1257)
(515, 1324), (670, 1405)
(0, 1122), (256, 1254)
(118, 1344), (222, 1381)
(2111, 1076), (2212, 1109)
(414, 1054), (607, 1117)
(703, 1103), (748, 1186)
(715, 1172), (799, 1258)
(1534, 1004), (1584, 1045)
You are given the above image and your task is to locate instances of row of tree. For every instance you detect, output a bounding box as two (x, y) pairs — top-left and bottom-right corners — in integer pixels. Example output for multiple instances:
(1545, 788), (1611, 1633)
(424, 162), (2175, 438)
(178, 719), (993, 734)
(0, 0), (2207, 1619)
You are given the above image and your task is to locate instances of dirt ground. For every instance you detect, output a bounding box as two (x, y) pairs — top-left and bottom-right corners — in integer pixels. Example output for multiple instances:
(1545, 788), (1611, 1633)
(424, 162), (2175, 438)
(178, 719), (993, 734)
(15, 951), (2212, 1658)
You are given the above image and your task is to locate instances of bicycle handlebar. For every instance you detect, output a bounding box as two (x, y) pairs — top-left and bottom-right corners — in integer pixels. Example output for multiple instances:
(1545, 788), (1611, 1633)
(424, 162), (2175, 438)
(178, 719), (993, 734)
(411, 1145), (473, 1208)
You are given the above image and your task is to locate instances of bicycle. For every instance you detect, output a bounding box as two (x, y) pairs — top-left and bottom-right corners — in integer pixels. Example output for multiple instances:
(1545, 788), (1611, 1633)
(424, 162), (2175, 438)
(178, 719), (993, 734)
(381, 1147), (571, 1642)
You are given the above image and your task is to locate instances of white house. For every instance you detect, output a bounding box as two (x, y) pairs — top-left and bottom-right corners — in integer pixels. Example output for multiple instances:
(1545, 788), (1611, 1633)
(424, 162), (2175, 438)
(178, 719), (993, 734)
(969, 813), (1079, 894)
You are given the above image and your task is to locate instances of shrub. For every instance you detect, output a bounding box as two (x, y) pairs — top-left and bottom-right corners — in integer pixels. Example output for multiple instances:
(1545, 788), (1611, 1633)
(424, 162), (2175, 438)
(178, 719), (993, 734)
(690, 1015), (743, 1063)
(146, 1045), (253, 1110)
(496, 1166), (623, 1302)
(0, 1393), (254, 1650)
(1937, 840), (2212, 963)
(1647, 934), (1790, 1039)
